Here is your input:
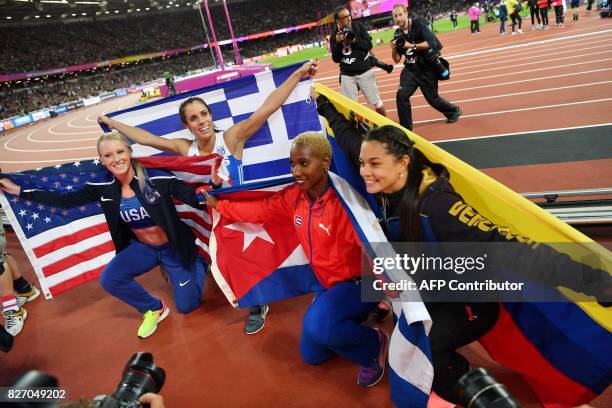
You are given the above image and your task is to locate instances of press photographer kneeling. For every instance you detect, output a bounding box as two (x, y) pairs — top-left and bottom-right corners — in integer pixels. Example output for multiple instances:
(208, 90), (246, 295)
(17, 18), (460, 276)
(391, 3), (461, 131)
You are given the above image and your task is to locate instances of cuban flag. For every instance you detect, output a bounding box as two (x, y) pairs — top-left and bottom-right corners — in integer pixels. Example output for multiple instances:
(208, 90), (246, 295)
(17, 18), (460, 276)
(207, 170), (433, 407)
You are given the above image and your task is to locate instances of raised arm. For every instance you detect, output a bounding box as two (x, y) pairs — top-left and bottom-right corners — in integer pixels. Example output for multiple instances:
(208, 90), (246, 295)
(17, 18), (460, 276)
(98, 115), (188, 155)
(312, 91), (363, 171)
(223, 60), (318, 158)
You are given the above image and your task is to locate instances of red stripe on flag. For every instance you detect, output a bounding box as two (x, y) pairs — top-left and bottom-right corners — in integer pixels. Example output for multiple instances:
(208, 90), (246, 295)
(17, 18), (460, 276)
(137, 156), (219, 174)
(32, 223), (109, 258)
(41, 241), (115, 277)
(48, 264), (105, 297)
(480, 305), (596, 406)
(178, 211), (212, 230)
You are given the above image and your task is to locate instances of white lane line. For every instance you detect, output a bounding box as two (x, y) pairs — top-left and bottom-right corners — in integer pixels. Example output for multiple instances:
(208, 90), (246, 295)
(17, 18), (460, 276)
(432, 123), (612, 144)
(317, 35), (612, 82)
(401, 81), (612, 110)
(446, 29), (612, 60)
(449, 36), (612, 68)
(316, 29), (612, 82)
(407, 98), (612, 123)
(377, 68), (612, 99)
(377, 57), (612, 87)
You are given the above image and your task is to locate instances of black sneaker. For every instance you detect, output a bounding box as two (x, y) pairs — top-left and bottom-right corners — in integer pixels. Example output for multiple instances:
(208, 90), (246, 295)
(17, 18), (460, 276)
(244, 304), (269, 335)
(447, 107), (463, 123)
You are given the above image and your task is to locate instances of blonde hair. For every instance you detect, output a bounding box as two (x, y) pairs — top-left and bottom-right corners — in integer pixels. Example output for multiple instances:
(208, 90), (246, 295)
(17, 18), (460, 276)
(97, 131), (147, 193)
(292, 131), (332, 161)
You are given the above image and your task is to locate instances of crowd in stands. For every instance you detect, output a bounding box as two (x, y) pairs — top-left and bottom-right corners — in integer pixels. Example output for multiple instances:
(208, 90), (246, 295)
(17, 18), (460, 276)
(0, 26), (318, 119)
(0, 0), (338, 74)
(0, 0), (486, 120)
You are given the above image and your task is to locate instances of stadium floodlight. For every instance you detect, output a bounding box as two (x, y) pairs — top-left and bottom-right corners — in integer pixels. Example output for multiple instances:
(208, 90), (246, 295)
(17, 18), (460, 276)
(75, 1), (100, 4)
(41, 0), (68, 3)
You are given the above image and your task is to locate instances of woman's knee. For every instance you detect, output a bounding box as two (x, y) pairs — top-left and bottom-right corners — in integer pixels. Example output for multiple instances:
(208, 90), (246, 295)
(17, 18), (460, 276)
(300, 349), (330, 366)
(98, 268), (115, 293)
(175, 297), (200, 314)
(302, 309), (330, 345)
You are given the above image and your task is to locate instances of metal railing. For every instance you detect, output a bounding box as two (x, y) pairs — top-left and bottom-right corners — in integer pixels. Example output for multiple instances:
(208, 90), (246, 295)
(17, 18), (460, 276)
(521, 188), (612, 225)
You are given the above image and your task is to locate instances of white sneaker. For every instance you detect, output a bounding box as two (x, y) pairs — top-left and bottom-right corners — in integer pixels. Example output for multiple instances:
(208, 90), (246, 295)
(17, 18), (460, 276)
(17, 286), (41, 307)
(518, 29), (523, 34)
(4, 308), (27, 337)
(512, 31), (517, 35)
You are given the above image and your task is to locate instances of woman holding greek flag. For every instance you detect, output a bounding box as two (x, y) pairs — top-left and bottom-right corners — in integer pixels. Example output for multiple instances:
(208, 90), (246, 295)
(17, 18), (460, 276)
(98, 60), (318, 336)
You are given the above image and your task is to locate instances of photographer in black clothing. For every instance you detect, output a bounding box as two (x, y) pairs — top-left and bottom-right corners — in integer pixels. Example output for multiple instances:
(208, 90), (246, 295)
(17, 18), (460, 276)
(391, 3), (461, 131)
(332, 6), (387, 117)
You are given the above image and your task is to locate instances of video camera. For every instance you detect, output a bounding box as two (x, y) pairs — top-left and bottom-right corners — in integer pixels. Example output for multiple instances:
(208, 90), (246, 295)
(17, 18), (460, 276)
(369, 53), (394, 74)
(95, 352), (165, 408)
(455, 368), (521, 408)
(341, 27), (355, 42)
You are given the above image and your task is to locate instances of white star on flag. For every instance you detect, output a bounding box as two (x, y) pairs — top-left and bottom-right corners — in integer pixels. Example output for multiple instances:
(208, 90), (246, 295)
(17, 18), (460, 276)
(224, 222), (275, 252)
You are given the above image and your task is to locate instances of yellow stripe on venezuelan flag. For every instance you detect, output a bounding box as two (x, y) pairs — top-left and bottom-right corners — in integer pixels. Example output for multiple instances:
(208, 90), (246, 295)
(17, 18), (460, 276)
(313, 83), (611, 330)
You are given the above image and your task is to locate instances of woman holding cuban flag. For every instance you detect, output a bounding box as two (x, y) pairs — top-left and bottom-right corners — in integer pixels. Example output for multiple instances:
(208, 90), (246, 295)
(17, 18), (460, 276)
(205, 131), (390, 388)
(98, 60), (318, 336)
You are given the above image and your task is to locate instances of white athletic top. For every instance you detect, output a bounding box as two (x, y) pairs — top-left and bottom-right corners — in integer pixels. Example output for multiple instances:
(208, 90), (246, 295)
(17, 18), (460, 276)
(188, 133), (244, 185)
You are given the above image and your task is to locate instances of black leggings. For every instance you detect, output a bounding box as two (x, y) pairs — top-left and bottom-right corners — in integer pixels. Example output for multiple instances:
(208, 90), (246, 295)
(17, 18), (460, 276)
(530, 5), (541, 24)
(429, 302), (501, 403)
(540, 7), (549, 26)
(470, 19), (480, 33)
(554, 5), (565, 24)
(510, 13), (522, 31)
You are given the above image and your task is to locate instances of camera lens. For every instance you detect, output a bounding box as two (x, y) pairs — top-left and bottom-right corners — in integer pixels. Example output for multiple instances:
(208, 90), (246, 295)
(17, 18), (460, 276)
(455, 368), (521, 408)
(107, 352), (166, 406)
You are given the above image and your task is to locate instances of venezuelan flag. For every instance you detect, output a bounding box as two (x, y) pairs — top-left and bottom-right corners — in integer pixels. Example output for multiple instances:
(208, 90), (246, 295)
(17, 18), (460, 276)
(313, 83), (612, 407)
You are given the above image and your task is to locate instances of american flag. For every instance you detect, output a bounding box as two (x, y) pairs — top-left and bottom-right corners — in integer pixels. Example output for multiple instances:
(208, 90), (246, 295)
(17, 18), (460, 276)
(0, 155), (220, 300)
(1, 64), (321, 299)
